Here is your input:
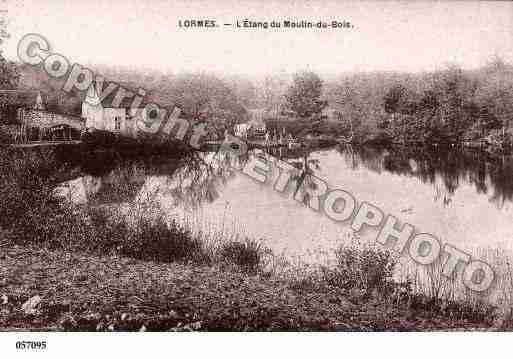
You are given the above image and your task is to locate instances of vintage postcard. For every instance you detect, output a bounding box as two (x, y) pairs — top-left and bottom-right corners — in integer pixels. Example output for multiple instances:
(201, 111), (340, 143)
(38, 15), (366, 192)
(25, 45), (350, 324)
(0, 0), (512, 357)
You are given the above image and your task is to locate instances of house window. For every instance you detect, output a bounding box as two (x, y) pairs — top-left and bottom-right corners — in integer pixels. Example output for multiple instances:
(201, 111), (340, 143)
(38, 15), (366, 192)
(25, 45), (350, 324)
(114, 116), (122, 131)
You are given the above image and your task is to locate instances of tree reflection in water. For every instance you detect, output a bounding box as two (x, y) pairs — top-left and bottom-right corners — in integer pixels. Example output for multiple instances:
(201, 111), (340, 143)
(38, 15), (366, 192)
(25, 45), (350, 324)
(166, 150), (251, 209)
(267, 144), (323, 208)
(67, 150), (252, 209)
(336, 145), (513, 209)
(64, 144), (513, 212)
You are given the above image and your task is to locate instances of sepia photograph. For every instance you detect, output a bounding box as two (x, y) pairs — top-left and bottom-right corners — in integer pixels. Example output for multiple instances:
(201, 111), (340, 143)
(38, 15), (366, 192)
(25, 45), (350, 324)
(1, 0), (513, 356)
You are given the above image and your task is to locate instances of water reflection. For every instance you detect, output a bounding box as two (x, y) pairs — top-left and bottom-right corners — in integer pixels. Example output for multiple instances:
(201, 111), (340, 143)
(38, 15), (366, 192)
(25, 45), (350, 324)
(58, 150), (256, 209)
(56, 144), (513, 258)
(336, 145), (513, 210)
(57, 145), (513, 212)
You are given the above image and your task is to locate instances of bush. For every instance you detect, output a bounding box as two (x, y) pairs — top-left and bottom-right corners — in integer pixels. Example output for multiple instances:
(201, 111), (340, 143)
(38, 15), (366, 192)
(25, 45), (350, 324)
(321, 245), (396, 297)
(0, 148), (74, 244)
(119, 218), (209, 264)
(0, 147), (210, 263)
(218, 239), (268, 273)
(0, 125), (17, 143)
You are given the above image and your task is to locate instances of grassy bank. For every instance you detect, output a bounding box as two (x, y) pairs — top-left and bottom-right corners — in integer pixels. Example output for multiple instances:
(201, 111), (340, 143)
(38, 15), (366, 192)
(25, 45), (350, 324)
(0, 243), (496, 331)
(0, 146), (508, 331)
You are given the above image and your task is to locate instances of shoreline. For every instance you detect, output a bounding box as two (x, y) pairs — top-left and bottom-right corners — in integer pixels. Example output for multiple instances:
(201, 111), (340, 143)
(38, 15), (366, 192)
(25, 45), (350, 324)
(0, 244), (498, 331)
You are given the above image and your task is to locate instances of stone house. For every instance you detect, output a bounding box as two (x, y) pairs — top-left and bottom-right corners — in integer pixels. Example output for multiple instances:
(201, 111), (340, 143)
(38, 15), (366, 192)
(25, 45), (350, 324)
(0, 90), (83, 141)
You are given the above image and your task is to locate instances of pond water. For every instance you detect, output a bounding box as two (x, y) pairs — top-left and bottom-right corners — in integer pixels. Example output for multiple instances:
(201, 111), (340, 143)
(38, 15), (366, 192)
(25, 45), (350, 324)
(57, 145), (513, 262)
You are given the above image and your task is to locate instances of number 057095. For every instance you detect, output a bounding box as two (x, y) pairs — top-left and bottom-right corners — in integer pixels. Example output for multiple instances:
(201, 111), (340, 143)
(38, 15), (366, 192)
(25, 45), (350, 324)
(16, 341), (47, 350)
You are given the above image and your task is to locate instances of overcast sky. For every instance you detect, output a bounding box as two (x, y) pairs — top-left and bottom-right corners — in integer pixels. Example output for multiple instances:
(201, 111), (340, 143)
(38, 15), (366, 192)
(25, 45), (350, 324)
(3, 0), (513, 76)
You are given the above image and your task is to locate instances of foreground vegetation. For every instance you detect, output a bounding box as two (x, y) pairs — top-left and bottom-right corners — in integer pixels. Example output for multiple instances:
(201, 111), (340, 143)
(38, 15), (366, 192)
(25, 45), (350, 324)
(0, 146), (511, 331)
(0, 243), (497, 331)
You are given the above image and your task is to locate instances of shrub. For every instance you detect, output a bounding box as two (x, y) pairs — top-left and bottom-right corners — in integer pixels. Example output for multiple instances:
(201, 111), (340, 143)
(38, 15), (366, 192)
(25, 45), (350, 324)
(0, 148), (74, 245)
(218, 238), (268, 273)
(120, 218), (210, 264)
(321, 245), (396, 297)
(0, 147), (211, 263)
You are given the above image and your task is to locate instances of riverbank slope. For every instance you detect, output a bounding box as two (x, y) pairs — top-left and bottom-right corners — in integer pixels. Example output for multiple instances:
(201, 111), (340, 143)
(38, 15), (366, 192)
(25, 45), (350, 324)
(0, 244), (497, 331)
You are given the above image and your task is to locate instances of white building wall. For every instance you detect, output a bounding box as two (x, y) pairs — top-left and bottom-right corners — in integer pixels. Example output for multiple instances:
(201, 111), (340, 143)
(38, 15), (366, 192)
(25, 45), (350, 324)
(81, 84), (150, 138)
(82, 85), (105, 130)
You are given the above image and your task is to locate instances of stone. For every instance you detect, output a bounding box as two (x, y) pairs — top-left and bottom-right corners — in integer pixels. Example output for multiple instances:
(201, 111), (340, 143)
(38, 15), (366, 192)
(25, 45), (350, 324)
(21, 295), (41, 315)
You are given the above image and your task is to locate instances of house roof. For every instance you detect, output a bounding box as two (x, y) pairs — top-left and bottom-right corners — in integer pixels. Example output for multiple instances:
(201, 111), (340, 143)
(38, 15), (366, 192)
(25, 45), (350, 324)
(88, 82), (155, 109)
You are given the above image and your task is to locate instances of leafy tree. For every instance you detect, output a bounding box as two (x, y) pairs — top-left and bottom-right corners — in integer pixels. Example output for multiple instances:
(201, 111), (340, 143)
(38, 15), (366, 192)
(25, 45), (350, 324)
(163, 73), (247, 130)
(383, 84), (414, 114)
(0, 54), (20, 104)
(332, 86), (364, 140)
(478, 106), (502, 134)
(418, 90), (439, 114)
(475, 58), (513, 132)
(0, 54), (19, 90)
(0, 54), (20, 123)
(285, 71), (327, 119)
(431, 66), (478, 142)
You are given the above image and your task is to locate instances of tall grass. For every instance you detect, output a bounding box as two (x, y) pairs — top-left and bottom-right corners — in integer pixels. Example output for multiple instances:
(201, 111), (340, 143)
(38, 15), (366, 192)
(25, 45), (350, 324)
(0, 147), (269, 273)
(320, 244), (396, 296)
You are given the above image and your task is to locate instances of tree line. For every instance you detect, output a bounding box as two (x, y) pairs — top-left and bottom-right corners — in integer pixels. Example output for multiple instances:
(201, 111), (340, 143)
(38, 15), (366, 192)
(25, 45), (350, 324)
(2, 53), (513, 148)
(321, 58), (513, 147)
(378, 59), (513, 146)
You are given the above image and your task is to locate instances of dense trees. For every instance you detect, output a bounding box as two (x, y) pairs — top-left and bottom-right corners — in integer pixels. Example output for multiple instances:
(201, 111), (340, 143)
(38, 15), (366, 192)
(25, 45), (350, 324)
(383, 84), (415, 115)
(285, 71), (327, 119)
(157, 72), (247, 134)
(318, 59), (513, 146)
(374, 63), (512, 145)
(0, 54), (19, 90)
(0, 54), (21, 115)
(0, 55), (21, 124)
(474, 58), (513, 132)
